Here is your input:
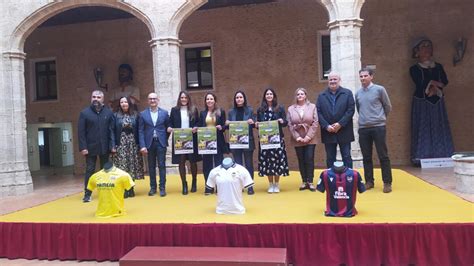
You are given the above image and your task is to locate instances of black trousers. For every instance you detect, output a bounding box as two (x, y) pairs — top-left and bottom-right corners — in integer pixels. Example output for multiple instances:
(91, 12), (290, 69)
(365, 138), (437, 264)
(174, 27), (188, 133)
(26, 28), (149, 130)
(295, 144), (316, 183)
(203, 153), (224, 182)
(359, 126), (392, 184)
(324, 142), (352, 169)
(231, 149), (254, 179)
(84, 154), (109, 190)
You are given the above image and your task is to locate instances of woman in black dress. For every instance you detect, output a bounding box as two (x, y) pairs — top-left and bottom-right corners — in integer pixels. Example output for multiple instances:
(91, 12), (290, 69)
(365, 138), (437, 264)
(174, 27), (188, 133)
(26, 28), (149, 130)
(409, 37), (454, 165)
(112, 96), (144, 197)
(256, 88), (289, 193)
(167, 91), (201, 195)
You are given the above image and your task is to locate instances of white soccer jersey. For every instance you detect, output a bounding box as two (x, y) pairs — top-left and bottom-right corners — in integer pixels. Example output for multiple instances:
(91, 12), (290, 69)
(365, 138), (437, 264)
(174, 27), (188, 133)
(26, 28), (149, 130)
(206, 164), (254, 214)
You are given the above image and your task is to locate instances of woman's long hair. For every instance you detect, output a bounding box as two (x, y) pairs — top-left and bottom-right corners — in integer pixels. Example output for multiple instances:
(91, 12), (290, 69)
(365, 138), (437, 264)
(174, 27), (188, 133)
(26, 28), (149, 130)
(233, 90), (248, 108)
(116, 96), (137, 116)
(175, 91), (198, 120)
(204, 92), (221, 118)
(258, 87), (279, 113)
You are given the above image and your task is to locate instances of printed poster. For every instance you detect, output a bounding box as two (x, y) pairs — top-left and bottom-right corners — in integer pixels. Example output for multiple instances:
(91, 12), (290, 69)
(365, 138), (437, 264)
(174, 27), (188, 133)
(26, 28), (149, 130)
(228, 121), (249, 149)
(197, 127), (218, 154)
(173, 128), (194, 155)
(258, 120), (280, 150)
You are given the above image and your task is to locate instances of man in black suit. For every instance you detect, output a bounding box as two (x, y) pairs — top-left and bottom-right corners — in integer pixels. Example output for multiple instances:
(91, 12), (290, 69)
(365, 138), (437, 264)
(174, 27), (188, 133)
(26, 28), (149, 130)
(316, 72), (355, 169)
(78, 90), (115, 202)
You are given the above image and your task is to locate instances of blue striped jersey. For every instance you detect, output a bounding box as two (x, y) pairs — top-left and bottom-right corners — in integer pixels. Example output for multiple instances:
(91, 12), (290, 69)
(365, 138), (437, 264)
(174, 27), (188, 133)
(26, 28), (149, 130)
(316, 168), (366, 217)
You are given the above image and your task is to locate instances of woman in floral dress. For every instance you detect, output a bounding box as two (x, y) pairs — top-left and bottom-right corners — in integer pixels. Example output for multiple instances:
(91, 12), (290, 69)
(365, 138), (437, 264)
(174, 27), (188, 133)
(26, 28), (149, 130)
(112, 96), (144, 197)
(256, 88), (289, 193)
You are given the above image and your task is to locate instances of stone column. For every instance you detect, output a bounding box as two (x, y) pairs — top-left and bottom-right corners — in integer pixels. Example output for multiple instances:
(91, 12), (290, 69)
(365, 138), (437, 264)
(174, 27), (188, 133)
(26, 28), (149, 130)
(150, 36), (182, 111)
(150, 36), (182, 174)
(0, 51), (33, 197)
(328, 18), (364, 168)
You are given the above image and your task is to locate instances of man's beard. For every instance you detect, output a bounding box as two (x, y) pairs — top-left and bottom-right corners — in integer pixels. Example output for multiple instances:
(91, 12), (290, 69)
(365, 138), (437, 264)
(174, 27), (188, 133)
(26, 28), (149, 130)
(91, 100), (103, 111)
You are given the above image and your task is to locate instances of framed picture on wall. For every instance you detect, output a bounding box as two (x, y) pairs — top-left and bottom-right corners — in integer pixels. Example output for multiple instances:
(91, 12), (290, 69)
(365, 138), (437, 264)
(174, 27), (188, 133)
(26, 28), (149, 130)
(62, 129), (70, 143)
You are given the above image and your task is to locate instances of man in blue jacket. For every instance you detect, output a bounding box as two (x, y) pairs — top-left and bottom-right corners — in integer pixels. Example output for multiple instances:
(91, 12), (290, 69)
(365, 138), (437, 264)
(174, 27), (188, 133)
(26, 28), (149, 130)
(139, 92), (170, 197)
(78, 90), (115, 203)
(316, 72), (355, 169)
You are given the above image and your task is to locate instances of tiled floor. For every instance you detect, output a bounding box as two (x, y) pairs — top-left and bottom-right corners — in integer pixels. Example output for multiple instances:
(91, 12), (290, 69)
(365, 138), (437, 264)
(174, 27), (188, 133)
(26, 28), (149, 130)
(0, 167), (82, 216)
(0, 166), (472, 265)
(401, 166), (473, 202)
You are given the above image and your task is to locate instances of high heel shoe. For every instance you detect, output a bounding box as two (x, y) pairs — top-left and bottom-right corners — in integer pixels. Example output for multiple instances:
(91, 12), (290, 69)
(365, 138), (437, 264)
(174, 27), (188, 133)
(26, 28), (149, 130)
(182, 181), (189, 195)
(190, 178), (197, 193)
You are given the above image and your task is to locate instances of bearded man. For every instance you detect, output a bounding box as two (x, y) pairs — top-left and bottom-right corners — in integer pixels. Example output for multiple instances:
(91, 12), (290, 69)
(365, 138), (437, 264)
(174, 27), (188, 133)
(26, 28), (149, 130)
(78, 90), (115, 202)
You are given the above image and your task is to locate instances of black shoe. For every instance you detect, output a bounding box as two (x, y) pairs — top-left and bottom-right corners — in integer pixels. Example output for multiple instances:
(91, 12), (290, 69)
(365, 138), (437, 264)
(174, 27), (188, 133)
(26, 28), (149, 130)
(128, 187), (135, 198)
(182, 181), (188, 195)
(82, 190), (92, 203)
(148, 188), (157, 196)
(159, 188), (167, 197)
(204, 187), (214, 196)
(299, 182), (308, 191)
(247, 187), (255, 195)
(191, 179), (197, 193)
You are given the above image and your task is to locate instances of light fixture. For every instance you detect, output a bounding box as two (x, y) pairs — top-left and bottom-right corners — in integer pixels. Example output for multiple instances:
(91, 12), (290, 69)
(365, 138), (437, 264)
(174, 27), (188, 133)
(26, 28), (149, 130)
(453, 38), (467, 66)
(93, 67), (108, 91)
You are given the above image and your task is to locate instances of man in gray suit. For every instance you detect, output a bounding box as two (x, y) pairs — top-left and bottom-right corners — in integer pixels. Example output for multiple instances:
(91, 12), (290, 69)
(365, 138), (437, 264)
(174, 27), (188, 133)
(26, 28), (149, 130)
(139, 92), (170, 197)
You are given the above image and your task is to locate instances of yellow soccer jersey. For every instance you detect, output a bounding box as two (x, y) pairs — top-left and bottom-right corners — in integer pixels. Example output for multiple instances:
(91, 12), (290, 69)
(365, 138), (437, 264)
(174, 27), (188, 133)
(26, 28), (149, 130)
(87, 167), (135, 218)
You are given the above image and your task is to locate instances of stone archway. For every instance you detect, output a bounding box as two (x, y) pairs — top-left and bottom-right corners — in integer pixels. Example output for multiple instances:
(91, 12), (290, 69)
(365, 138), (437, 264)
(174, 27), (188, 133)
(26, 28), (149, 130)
(0, 0), (369, 197)
(7, 2), (155, 53)
(169, 0), (209, 38)
(0, 1), (155, 197)
(149, 0), (209, 110)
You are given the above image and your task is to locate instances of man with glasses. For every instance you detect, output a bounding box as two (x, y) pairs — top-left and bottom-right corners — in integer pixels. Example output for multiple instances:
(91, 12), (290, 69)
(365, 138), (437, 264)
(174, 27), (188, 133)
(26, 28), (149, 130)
(355, 68), (393, 193)
(78, 90), (115, 202)
(139, 92), (170, 197)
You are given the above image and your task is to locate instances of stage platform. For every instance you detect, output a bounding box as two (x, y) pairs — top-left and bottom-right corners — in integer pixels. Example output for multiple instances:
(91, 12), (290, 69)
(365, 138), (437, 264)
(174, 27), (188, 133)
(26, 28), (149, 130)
(1, 169), (473, 265)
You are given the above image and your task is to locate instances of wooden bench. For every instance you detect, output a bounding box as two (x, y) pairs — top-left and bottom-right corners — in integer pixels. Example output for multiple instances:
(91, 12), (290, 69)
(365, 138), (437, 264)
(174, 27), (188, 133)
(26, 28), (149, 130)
(119, 246), (288, 266)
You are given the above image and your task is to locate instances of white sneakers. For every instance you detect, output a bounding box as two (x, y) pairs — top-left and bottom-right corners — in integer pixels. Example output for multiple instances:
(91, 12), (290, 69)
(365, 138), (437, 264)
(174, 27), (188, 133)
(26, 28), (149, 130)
(273, 183), (280, 193)
(267, 184), (274, 193)
(267, 183), (280, 193)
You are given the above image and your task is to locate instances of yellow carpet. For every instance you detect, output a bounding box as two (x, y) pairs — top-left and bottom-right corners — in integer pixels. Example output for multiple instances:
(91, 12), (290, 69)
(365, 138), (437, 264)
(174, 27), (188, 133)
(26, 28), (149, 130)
(1, 169), (473, 224)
